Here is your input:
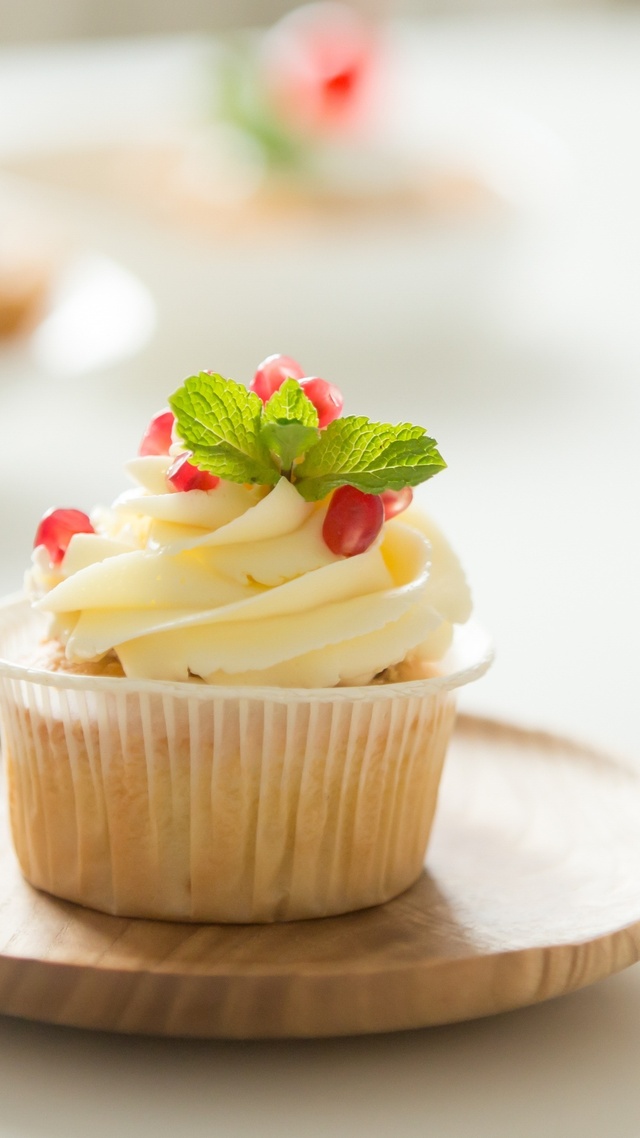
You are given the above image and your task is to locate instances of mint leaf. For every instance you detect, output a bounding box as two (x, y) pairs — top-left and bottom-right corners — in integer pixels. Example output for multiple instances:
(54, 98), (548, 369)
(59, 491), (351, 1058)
(216, 41), (308, 172)
(263, 379), (319, 428)
(261, 422), (320, 474)
(294, 416), (446, 501)
(260, 379), (320, 473)
(169, 372), (279, 486)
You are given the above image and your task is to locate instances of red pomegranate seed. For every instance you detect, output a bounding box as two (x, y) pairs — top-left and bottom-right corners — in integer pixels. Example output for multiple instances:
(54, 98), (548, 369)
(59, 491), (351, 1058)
(250, 354), (305, 402)
(322, 485), (384, 557)
(139, 409), (175, 456)
(34, 508), (95, 566)
(262, 4), (375, 134)
(300, 376), (343, 428)
(380, 487), (413, 520)
(167, 452), (220, 493)
(324, 66), (359, 104)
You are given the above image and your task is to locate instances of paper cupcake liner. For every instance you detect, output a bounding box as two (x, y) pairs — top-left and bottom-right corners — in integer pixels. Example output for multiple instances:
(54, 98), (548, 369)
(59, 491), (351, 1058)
(0, 596), (492, 923)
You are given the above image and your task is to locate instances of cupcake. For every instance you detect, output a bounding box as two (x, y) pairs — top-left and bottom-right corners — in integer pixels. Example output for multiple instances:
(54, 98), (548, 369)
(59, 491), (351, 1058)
(204, 2), (494, 217)
(0, 355), (490, 922)
(5, 4), (494, 236)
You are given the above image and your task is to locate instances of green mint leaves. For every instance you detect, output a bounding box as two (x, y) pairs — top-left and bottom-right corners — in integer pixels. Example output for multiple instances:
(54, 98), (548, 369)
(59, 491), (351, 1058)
(169, 372), (446, 500)
(294, 417), (445, 501)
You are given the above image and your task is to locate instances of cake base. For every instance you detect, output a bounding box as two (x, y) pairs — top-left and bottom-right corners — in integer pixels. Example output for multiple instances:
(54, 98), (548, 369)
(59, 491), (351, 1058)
(1, 715), (639, 1039)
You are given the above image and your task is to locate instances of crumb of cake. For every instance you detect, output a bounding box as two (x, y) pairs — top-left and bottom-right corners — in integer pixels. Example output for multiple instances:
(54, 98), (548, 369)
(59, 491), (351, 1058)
(24, 640), (125, 678)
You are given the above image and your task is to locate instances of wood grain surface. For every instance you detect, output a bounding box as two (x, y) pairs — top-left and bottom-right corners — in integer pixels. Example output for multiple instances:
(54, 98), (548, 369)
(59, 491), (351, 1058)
(1, 715), (639, 1039)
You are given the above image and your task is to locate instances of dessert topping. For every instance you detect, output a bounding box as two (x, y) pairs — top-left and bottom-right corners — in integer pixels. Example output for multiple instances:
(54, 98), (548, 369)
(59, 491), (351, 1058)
(322, 485), (384, 556)
(217, 4), (378, 186)
(166, 452), (220, 493)
(28, 359), (470, 687)
(260, 3), (375, 136)
(34, 508), (95, 567)
(139, 409), (175, 457)
(381, 487), (413, 520)
(251, 355), (343, 428)
(299, 376), (344, 428)
(250, 353), (306, 402)
(169, 367), (444, 503)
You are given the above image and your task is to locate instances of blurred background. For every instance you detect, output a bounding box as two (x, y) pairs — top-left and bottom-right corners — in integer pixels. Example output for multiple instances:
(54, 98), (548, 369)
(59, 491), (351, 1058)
(1, 0), (639, 759)
(1, 0), (621, 41)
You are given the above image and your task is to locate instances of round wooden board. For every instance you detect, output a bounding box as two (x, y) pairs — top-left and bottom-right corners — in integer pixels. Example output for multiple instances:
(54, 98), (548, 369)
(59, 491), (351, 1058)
(1, 715), (640, 1039)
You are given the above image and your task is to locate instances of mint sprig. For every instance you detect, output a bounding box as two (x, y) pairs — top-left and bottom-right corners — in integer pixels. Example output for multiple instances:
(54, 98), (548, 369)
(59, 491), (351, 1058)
(169, 372), (446, 498)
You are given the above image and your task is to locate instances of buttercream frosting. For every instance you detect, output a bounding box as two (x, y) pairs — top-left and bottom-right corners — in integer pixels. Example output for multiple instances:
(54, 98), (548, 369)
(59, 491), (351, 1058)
(27, 457), (471, 687)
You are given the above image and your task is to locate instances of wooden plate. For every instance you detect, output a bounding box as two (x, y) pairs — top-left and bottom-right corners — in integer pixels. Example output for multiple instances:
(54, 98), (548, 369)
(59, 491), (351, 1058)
(1, 715), (640, 1039)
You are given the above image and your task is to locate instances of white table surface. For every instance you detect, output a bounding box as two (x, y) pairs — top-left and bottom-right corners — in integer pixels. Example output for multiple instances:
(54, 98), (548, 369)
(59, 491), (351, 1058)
(1, 9), (640, 1135)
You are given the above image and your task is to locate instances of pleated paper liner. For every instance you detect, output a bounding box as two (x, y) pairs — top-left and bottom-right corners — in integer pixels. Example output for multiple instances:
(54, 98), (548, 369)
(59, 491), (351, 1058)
(0, 594), (491, 922)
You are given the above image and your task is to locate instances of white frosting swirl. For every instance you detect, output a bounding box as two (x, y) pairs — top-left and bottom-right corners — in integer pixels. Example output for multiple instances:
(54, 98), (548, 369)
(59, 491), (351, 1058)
(28, 456), (471, 687)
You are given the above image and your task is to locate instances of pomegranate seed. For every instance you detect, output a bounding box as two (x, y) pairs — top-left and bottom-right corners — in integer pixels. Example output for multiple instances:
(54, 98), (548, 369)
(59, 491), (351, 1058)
(262, 4), (376, 134)
(300, 376), (343, 428)
(380, 487), (413, 520)
(324, 66), (359, 104)
(322, 485), (384, 557)
(167, 452), (220, 493)
(34, 508), (95, 566)
(250, 354), (305, 402)
(139, 409), (175, 457)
